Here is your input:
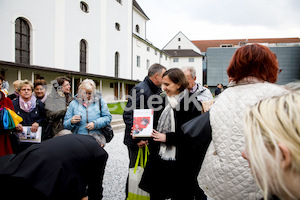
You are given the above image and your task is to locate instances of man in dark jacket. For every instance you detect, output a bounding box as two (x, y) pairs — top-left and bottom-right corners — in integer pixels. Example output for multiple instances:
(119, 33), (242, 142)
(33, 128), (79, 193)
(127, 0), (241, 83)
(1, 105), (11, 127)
(123, 63), (166, 196)
(0, 132), (108, 200)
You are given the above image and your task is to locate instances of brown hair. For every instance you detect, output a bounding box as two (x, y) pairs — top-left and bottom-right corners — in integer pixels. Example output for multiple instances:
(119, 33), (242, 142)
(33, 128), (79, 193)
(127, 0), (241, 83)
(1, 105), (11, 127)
(56, 76), (71, 86)
(34, 79), (47, 88)
(227, 44), (279, 83)
(162, 68), (189, 92)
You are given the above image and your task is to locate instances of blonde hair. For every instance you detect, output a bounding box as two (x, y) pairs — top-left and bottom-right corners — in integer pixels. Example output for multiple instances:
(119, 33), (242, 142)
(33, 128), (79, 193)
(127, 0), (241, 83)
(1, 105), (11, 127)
(244, 91), (300, 199)
(13, 80), (22, 89)
(78, 79), (96, 92)
(17, 79), (34, 92)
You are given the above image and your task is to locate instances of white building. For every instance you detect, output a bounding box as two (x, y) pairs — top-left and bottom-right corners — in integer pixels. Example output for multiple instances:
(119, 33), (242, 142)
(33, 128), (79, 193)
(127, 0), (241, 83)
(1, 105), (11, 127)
(0, 0), (203, 102)
(163, 32), (204, 83)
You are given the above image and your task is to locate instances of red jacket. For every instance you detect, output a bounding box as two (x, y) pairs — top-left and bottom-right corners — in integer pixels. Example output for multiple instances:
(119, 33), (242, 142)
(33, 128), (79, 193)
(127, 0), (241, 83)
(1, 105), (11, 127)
(0, 91), (14, 156)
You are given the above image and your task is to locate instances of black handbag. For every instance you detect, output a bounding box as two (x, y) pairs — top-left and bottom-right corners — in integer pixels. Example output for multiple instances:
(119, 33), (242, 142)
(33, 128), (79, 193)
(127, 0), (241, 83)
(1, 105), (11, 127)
(99, 99), (114, 143)
(181, 111), (212, 148)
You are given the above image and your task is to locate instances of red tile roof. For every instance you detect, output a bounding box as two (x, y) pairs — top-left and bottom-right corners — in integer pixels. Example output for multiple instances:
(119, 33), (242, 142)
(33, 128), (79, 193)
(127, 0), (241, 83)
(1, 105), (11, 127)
(192, 38), (300, 52)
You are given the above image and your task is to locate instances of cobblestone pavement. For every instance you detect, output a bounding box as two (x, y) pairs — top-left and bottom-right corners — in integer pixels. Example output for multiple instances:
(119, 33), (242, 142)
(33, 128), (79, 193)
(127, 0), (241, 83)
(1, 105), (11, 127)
(102, 128), (128, 200)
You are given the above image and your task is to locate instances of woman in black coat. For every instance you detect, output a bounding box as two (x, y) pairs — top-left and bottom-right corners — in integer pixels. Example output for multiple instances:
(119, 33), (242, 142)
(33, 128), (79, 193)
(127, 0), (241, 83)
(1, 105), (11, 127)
(139, 68), (203, 200)
(12, 80), (46, 152)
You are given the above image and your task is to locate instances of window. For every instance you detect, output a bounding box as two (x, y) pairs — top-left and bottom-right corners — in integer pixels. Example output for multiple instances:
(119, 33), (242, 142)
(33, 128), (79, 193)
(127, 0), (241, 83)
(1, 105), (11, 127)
(147, 46), (150, 52)
(115, 23), (120, 31)
(80, 39), (87, 73)
(116, 0), (122, 4)
(80, 1), (89, 13)
(146, 60), (150, 70)
(189, 58), (194, 62)
(220, 44), (233, 47)
(115, 52), (119, 77)
(165, 55), (167, 61)
(155, 50), (157, 55)
(15, 18), (30, 64)
(137, 56), (140, 67)
(15, 19), (30, 64)
(239, 41), (246, 46)
(178, 46), (181, 49)
(173, 58), (179, 62)
(136, 25), (139, 33)
(178, 38), (181, 41)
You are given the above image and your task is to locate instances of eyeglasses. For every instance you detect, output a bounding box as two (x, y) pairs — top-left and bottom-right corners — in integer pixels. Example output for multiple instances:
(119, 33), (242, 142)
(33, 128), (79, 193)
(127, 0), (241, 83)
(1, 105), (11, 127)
(21, 88), (32, 91)
(62, 83), (70, 87)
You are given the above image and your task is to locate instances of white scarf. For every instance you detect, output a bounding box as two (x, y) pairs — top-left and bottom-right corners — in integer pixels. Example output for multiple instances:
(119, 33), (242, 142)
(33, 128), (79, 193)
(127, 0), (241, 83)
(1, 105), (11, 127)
(157, 90), (187, 160)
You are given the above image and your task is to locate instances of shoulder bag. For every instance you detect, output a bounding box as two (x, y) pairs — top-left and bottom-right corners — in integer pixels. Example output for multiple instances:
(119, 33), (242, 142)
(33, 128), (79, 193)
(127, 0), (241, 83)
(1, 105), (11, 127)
(99, 99), (114, 143)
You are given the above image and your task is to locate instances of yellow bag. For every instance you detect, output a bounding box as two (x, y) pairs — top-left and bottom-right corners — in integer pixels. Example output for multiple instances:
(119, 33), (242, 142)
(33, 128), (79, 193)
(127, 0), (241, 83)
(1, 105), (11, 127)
(6, 108), (23, 126)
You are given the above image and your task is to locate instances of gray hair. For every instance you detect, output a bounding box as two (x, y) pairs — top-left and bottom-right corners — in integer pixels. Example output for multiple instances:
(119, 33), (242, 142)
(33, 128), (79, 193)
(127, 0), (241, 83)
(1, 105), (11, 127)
(54, 129), (73, 137)
(181, 66), (196, 79)
(148, 63), (166, 77)
(89, 133), (106, 147)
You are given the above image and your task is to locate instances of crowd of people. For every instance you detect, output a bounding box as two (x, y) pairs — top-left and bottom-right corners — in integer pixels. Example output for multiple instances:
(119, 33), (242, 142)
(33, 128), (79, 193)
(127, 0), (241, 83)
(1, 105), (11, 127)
(0, 43), (299, 200)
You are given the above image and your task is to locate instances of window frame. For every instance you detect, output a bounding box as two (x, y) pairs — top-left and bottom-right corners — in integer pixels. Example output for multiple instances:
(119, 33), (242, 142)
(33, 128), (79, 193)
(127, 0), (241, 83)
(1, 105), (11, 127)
(137, 55), (140, 67)
(80, 39), (87, 73)
(80, 1), (89, 13)
(115, 52), (119, 77)
(15, 17), (30, 65)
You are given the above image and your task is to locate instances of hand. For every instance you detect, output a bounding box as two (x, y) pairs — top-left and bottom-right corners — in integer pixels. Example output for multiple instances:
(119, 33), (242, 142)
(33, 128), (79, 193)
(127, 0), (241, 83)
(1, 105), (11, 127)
(16, 124), (23, 132)
(152, 129), (166, 142)
(85, 122), (95, 130)
(137, 140), (148, 148)
(31, 122), (39, 132)
(71, 115), (81, 124)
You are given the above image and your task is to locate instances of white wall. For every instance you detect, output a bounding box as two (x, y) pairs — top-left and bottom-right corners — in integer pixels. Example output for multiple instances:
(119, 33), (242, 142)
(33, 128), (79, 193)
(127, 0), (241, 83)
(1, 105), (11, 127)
(0, 0), (55, 66)
(169, 57), (203, 84)
(132, 7), (148, 39)
(164, 32), (201, 54)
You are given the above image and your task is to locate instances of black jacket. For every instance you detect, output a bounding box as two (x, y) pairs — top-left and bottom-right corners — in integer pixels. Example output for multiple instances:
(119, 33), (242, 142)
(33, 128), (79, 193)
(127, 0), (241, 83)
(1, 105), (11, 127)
(12, 97), (46, 127)
(123, 76), (164, 148)
(139, 93), (203, 199)
(0, 134), (108, 200)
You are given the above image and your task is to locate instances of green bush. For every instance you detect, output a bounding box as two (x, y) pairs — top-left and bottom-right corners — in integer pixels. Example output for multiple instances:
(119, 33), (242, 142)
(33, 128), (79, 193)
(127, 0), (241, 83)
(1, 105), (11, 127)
(107, 102), (127, 115)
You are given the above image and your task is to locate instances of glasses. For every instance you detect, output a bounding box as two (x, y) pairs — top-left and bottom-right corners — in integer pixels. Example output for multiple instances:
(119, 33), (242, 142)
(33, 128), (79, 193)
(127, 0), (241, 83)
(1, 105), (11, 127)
(62, 83), (71, 87)
(21, 88), (32, 91)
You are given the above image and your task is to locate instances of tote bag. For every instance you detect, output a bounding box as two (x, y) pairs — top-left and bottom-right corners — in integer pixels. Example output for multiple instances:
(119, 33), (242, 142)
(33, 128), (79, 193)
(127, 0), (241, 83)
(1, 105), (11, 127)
(127, 146), (150, 200)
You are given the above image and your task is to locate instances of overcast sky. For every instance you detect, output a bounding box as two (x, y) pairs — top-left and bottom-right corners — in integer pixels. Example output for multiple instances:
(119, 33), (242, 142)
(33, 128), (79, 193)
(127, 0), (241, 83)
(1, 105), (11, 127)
(137, 0), (300, 49)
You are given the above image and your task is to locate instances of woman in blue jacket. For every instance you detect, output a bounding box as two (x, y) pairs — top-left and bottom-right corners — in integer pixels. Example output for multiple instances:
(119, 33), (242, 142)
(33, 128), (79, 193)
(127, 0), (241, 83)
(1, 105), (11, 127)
(64, 79), (112, 146)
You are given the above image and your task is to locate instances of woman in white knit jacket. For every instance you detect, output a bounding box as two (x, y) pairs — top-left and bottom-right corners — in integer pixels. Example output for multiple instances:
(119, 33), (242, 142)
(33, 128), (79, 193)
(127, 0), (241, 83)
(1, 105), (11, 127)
(197, 44), (289, 200)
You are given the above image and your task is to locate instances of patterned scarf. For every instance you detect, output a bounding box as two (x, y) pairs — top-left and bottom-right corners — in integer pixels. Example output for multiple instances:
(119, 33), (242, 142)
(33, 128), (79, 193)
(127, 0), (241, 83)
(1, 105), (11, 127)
(157, 89), (187, 160)
(19, 95), (36, 113)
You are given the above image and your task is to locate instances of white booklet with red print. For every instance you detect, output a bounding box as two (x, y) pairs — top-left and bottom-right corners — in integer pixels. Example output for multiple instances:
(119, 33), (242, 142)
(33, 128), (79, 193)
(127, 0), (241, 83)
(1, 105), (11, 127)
(132, 109), (153, 138)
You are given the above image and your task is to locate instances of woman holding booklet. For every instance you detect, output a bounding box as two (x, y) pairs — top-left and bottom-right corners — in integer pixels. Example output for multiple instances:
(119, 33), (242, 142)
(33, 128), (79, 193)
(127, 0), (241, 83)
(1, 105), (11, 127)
(139, 68), (203, 200)
(12, 79), (46, 153)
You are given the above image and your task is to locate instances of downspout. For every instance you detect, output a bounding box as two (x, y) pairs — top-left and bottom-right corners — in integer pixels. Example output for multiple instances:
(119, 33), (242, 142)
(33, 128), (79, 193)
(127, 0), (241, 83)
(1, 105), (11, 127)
(131, 1), (133, 80)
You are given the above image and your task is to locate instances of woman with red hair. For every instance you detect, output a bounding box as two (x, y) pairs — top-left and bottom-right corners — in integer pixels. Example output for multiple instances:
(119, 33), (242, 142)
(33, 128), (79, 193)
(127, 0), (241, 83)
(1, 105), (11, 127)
(193, 44), (290, 200)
